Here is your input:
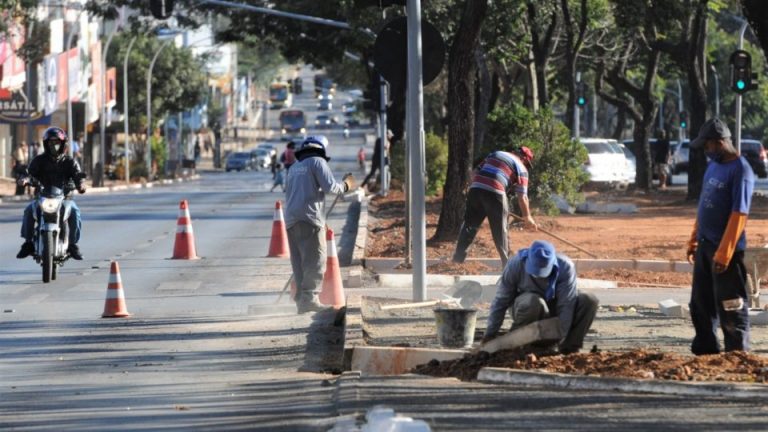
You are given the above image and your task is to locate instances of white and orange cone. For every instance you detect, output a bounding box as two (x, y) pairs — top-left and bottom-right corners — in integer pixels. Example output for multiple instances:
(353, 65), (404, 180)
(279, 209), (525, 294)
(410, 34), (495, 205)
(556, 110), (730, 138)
(267, 201), (290, 258)
(319, 227), (345, 309)
(172, 200), (198, 259)
(102, 261), (131, 318)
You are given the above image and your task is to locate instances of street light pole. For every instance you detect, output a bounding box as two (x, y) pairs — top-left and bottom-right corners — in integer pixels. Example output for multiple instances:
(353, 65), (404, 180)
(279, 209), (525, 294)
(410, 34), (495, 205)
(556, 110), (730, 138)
(735, 21), (748, 152)
(146, 38), (172, 176)
(97, 28), (118, 187)
(123, 35), (137, 184)
(676, 79), (684, 143)
(709, 64), (720, 118)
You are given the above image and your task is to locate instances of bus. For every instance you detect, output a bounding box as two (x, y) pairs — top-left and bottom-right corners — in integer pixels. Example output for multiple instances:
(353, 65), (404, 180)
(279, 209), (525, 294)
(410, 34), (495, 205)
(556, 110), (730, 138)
(279, 110), (307, 140)
(269, 83), (292, 109)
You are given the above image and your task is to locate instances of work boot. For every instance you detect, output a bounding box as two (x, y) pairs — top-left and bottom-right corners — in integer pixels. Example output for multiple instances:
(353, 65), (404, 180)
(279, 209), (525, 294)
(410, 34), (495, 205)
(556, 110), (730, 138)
(296, 297), (330, 314)
(16, 241), (34, 259)
(67, 244), (83, 260)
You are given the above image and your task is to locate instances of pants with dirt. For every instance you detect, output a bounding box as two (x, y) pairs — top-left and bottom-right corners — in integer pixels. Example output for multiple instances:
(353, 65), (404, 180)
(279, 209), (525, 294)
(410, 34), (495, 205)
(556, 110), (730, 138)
(689, 239), (750, 354)
(453, 188), (509, 267)
(287, 221), (326, 304)
(512, 291), (599, 354)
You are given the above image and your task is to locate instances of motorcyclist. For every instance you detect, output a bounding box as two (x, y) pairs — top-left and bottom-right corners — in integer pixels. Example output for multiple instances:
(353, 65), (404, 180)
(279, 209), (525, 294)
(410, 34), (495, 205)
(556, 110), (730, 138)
(16, 127), (86, 260)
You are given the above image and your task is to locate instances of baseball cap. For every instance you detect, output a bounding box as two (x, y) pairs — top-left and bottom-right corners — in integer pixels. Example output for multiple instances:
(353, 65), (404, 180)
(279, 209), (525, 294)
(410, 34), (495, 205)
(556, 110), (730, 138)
(524, 240), (556, 278)
(690, 118), (731, 149)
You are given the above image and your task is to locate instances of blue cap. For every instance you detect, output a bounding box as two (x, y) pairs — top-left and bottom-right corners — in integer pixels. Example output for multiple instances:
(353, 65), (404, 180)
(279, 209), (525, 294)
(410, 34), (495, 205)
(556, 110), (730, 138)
(524, 240), (556, 278)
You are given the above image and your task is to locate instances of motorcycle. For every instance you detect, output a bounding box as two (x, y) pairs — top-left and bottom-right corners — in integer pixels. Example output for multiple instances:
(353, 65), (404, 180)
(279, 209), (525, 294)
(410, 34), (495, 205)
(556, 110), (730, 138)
(343, 127), (350, 139)
(31, 184), (74, 283)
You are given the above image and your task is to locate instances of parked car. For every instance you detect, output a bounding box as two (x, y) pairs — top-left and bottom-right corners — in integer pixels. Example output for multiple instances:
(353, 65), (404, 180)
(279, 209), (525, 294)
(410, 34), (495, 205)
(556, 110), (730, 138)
(671, 140), (689, 174)
(616, 143), (636, 184)
(581, 138), (632, 187)
(250, 148), (271, 170)
(740, 139), (768, 178)
(226, 152), (253, 172)
(318, 98), (332, 111)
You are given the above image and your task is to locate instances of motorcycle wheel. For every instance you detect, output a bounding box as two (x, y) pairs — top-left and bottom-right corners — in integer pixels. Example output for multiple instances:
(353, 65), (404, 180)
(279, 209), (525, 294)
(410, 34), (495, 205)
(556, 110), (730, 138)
(42, 231), (53, 283)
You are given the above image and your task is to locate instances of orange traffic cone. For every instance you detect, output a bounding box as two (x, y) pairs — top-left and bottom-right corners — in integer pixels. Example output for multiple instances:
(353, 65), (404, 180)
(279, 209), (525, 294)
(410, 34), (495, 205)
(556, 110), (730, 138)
(172, 200), (198, 259)
(102, 261), (131, 318)
(319, 227), (345, 309)
(267, 201), (290, 258)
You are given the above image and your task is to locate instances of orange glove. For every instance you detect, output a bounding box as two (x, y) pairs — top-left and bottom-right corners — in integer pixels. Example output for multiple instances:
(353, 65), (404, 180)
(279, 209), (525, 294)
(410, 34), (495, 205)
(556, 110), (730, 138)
(713, 212), (748, 273)
(686, 221), (698, 265)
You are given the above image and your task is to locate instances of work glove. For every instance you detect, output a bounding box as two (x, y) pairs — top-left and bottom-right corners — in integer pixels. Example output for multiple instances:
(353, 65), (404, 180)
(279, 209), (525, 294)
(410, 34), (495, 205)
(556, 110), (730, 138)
(342, 172), (356, 192)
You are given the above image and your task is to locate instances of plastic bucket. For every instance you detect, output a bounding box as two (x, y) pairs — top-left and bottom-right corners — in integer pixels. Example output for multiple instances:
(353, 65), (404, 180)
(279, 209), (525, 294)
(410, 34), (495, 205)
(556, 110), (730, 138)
(434, 308), (478, 348)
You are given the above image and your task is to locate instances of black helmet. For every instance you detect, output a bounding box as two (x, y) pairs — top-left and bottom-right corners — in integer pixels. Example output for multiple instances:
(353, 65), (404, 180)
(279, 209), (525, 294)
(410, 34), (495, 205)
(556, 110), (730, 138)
(42, 127), (68, 160)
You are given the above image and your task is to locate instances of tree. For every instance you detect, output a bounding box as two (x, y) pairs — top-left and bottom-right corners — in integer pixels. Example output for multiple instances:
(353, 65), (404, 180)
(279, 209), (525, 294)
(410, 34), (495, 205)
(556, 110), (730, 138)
(432, 0), (490, 242)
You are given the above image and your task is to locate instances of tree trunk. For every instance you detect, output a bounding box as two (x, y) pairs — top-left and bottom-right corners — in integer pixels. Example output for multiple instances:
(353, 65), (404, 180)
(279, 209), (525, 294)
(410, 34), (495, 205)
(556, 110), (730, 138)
(527, 0), (558, 107)
(560, 0), (587, 133)
(474, 45), (492, 157)
(433, 0), (489, 241)
(686, 0), (709, 200)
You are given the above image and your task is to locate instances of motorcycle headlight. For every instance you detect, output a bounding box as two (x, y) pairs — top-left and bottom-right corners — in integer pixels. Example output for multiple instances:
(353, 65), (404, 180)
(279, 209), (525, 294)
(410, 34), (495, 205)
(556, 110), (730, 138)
(300, 128), (306, 133)
(40, 198), (59, 214)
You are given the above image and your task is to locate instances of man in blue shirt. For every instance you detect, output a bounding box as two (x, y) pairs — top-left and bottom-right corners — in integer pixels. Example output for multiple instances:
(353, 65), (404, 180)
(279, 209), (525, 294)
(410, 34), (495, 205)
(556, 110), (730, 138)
(686, 118), (755, 355)
(483, 240), (599, 354)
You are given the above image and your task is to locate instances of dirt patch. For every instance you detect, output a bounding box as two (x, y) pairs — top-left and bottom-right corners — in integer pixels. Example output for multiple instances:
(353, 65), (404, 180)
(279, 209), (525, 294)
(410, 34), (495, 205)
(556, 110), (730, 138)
(427, 260), (493, 275)
(413, 347), (768, 383)
(367, 189), (768, 261)
(580, 269), (692, 287)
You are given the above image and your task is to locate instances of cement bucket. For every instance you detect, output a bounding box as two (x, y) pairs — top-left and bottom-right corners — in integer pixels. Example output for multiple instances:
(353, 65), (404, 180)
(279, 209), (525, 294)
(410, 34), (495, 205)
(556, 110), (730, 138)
(434, 308), (477, 348)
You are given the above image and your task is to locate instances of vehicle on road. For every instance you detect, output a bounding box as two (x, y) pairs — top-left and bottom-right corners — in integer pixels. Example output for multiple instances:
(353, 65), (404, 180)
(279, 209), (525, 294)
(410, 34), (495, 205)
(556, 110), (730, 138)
(740, 139), (768, 178)
(318, 98), (332, 111)
(341, 102), (357, 114)
(314, 74), (336, 96)
(671, 140), (689, 174)
(250, 148), (271, 170)
(279, 110), (307, 140)
(616, 143), (636, 184)
(226, 152), (253, 172)
(315, 114), (333, 128)
(28, 183), (80, 282)
(581, 138), (632, 187)
(257, 143), (278, 158)
(269, 82), (292, 109)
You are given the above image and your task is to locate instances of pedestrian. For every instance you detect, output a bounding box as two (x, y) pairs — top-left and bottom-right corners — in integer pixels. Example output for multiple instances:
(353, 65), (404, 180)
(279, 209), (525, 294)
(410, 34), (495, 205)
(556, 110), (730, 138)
(654, 130), (671, 190)
(452, 147), (538, 267)
(361, 130), (392, 190)
(483, 240), (599, 354)
(12, 141), (28, 195)
(271, 163), (285, 192)
(284, 135), (355, 314)
(357, 146), (366, 172)
(686, 118), (755, 355)
(280, 141), (297, 171)
(194, 138), (201, 164)
(270, 151), (278, 179)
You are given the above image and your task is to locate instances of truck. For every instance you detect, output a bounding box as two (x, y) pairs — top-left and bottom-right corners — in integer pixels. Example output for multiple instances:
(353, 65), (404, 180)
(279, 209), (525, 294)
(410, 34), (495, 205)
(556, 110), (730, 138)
(279, 110), (307, 141)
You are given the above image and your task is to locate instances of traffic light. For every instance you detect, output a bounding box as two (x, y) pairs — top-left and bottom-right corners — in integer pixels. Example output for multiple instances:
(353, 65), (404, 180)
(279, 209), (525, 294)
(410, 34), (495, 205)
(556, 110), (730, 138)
(362, 80), (381, 112)
(575, 81), (587, 107)
(730, 50), (758, 94)
(679, 111), (688, 129)
(149, 0), (175, 20)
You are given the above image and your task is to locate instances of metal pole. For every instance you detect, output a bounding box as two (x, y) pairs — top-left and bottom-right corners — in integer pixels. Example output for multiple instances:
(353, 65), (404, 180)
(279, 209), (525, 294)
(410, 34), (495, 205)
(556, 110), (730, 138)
(591, 86), (597, 136)
(98, 29), (117, 187)
(407, 0), (426, 302)
(709, 64), (720, 118)
(658, 97), (664, 131)
(735, 21), (748, 153)
(66, 8), (86, 154)
(378, 74), (388, 196)
(123, 35), (137, 184)
(676, 79), (684, 143)
(146, 39), (172, 176)
(574, 72), (581, 139)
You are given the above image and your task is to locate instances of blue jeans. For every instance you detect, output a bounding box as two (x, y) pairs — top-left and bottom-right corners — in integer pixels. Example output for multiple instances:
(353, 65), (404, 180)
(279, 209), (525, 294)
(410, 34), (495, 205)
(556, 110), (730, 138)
(21, 199), (81, 245)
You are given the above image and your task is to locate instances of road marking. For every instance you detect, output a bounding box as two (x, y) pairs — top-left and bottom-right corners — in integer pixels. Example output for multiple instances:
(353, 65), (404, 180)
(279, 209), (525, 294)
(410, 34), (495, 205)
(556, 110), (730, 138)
(156, 281), (202, 292)
(20, 294), (49, 304)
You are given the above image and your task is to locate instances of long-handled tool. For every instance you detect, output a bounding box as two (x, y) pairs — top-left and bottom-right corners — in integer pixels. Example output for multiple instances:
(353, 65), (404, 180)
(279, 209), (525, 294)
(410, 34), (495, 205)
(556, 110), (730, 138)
(509, 212), (598, 258)
(275, 187), (350, 304)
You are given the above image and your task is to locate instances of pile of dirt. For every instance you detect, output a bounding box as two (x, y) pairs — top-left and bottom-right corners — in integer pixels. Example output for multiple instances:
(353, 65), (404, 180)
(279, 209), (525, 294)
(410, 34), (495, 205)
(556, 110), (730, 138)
(580, 268), (692, 287)
(413, 347), (768, 383)
(427, 260), (493, 275)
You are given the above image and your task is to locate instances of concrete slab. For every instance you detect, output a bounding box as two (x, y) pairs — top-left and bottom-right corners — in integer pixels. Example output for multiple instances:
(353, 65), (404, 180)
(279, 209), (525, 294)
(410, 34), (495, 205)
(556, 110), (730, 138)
(478, 367), (768, 399)
(577, 278), (618, 289)
(247, 303), (298, 316)
(365, 258), (501, 273)
(480, 317), (562, 354)
(377, 273), (457, 288)
(350, 345), (466, 375)
(658, 299), (685, 318)
(346, 269), (363, 288)
(749, 309), (768, 325)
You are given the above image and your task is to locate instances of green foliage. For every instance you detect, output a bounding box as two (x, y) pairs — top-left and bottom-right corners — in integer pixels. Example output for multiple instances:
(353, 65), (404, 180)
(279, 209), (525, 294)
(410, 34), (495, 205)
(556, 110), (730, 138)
(424, 133), (449, 196)
(484, 104), (589, 214)
(151, 135), (167, 177)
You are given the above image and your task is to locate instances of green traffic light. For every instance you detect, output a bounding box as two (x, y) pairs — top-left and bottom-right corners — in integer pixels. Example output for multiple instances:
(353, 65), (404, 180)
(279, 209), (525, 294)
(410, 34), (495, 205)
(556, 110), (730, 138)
(681, 122), (687, 128)
(577, 97), (585, 105)
(737, 80), (746, 90)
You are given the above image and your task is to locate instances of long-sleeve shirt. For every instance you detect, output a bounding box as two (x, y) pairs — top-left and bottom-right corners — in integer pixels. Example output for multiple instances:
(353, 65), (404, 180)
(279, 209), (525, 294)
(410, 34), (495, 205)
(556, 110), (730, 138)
(284, 155), (346, 228)
(485, 250), (578, 339)
(26, 153), (84, 193)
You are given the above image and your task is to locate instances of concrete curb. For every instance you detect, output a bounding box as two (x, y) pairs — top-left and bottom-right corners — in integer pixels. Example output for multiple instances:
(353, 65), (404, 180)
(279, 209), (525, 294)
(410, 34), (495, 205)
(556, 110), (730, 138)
(364, 257), (693, 274)
(351, 195), (368, 267)
(342, 294), (366, 371)
(477, 367), (768, 399)
(351, 345), (467, 376)
(376, 273), (618, 290)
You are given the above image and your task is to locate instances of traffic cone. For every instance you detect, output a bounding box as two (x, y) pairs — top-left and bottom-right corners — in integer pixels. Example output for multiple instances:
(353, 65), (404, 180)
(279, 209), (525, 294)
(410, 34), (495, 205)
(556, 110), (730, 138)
(319, 227), (345, 309)
(267, 201), (290, 258)
(172, 200), (198, 259)
(102, 261), (131, 318)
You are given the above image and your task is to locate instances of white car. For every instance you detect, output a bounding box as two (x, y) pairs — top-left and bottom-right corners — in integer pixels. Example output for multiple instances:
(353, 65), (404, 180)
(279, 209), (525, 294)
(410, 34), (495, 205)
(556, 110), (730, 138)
(257, 143), (277, 158)
(581, 138), (632, 186)
(616, 143), (636, 184)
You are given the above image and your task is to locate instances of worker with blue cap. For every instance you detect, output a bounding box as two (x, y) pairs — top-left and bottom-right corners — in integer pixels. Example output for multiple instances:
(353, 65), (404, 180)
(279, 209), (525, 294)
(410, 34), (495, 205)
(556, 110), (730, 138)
(483, 240), (599, 354)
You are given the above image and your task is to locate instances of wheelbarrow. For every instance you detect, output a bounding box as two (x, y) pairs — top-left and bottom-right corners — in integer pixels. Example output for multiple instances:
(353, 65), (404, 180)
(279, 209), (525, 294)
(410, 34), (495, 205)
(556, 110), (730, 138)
(743, 247), (768, 309)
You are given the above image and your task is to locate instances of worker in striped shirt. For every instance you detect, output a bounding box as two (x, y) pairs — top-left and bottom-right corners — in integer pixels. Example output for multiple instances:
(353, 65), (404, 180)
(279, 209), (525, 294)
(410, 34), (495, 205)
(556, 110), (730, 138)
(452, 147), (538, 266)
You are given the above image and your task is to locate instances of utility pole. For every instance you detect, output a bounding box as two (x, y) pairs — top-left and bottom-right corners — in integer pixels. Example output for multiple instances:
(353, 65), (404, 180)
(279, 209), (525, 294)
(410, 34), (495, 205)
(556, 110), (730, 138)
(734, 21), (748, 152)
(378, 75), (389, 196)
(123, 35), (137, 184)
(574, 72), (581, 139)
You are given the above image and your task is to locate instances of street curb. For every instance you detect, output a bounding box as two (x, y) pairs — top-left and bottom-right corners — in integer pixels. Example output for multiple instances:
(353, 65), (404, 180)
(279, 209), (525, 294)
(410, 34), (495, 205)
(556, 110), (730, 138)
(477, 367), (768, 399)
(333, 371), (363, 418)
(363, 257), (693, 274)
(351, 195), (368, 267)
(0, 174), (201, 204)
(342, 294), (366, 371)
